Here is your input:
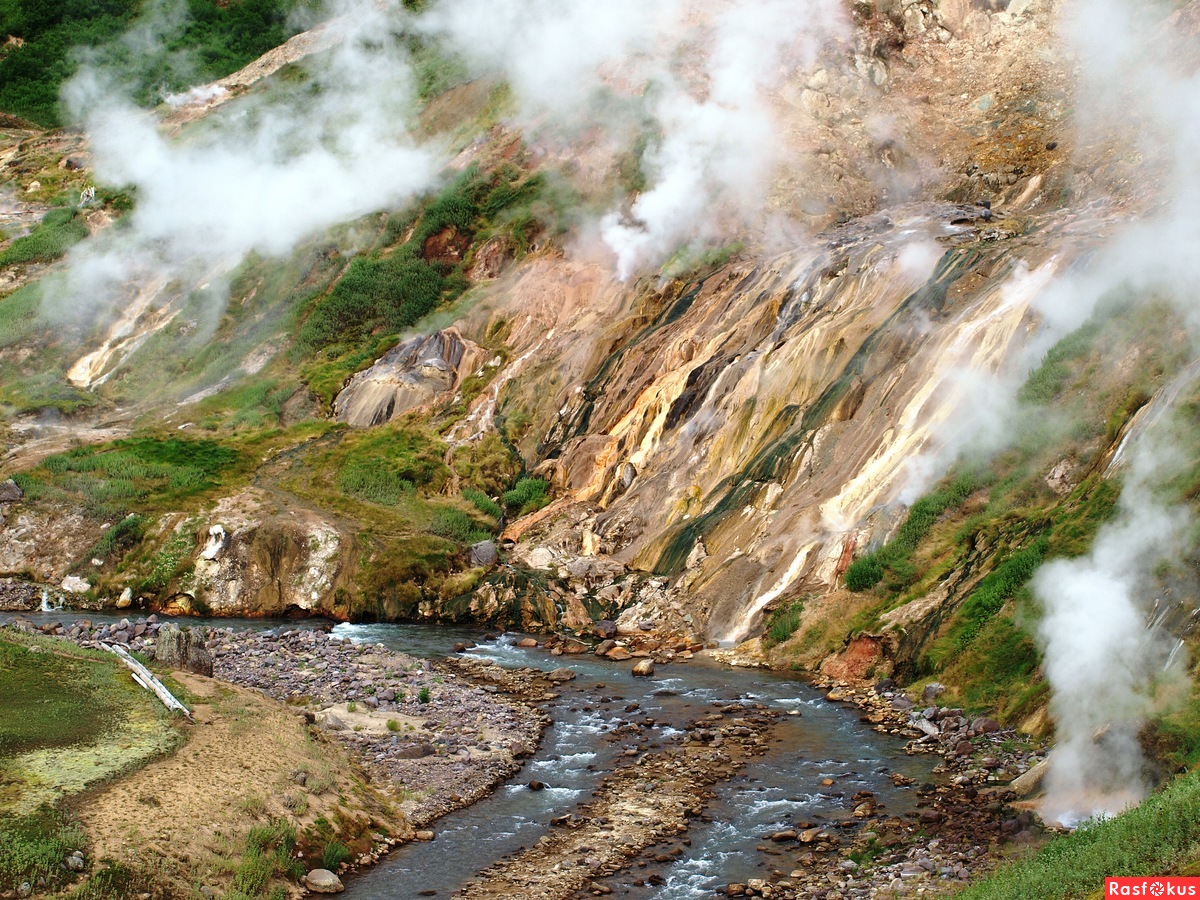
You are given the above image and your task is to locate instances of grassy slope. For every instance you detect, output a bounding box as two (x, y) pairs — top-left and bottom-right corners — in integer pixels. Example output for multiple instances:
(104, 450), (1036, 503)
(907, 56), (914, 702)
(955, 771), (1200, 899)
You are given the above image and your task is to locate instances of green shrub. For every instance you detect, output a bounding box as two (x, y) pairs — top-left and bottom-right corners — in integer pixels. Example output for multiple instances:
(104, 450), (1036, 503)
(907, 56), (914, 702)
(339, 460), (414, 506)
(502, 477), (549, 517)
(417, 687), (431, 704)
(429, 507), (492, 543)
(299, 164), (545, 353)
(386, 719), (400, 732)
(462, 487), (503, 520)
(762, 599), (804, 648)
(320, 841), (349, 871)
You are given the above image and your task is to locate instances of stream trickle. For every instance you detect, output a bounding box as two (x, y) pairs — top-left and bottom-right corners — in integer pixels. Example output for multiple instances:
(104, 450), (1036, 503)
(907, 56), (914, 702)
(7, 613), (937, 898)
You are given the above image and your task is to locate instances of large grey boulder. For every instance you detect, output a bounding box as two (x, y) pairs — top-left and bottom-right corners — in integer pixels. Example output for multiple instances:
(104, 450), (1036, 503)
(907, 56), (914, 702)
(469, 540), (499, 568)
(153, 623), (213, 676)
(0, 479), (23, 503)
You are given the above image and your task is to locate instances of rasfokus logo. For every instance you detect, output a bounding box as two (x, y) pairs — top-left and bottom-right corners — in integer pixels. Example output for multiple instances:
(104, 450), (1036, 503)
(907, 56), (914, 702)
(1107, 878), (1200, 896)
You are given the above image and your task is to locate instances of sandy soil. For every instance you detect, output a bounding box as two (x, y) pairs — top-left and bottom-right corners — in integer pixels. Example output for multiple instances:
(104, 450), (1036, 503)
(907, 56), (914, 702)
(78, 671), (408, 895)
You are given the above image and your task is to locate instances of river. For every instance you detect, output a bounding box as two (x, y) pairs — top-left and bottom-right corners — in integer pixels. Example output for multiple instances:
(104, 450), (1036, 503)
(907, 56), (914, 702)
(8, 611), (936, 897)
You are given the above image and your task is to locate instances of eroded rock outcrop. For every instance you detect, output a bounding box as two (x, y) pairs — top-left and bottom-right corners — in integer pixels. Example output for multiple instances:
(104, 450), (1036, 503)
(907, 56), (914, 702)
(182, 489), (354, 618)
(333, 329), (487, 427)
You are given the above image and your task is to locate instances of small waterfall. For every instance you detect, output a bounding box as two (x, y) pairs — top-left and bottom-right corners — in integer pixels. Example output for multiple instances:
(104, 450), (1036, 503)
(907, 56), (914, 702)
(40, 590), (63, 612)
(1164, 638), (1186, 672)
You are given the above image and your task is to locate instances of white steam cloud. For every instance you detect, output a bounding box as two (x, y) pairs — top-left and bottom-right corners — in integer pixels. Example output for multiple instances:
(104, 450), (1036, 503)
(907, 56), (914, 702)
(54, 0), (437, 378)
(1035, 438), (1191, 825)
(421, 0), (846, 278)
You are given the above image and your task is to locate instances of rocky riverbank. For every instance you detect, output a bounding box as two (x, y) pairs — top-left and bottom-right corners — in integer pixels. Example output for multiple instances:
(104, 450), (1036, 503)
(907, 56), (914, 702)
(721, 676), (1053, 899)
(211, 627), (552, 827)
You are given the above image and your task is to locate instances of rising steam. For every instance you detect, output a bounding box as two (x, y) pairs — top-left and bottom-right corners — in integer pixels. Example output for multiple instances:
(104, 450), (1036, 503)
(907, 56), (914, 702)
(1035, 438), (1191, 825)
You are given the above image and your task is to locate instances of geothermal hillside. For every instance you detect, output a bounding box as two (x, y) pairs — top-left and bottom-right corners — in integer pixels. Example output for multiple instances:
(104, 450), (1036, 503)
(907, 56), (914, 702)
(5, 0), (1200, 896)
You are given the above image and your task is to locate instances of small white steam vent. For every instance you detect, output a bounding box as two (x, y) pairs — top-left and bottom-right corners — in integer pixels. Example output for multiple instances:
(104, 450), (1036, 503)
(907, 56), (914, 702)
(201, 524), (229, 561)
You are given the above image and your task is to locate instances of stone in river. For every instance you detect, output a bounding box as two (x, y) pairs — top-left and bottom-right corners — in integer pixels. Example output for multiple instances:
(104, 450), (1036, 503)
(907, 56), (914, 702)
(304, 870), (344, 893)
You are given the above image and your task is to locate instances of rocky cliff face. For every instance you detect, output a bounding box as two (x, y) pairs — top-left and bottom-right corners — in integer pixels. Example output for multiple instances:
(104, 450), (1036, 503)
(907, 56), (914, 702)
(0, 0), (1180, 664)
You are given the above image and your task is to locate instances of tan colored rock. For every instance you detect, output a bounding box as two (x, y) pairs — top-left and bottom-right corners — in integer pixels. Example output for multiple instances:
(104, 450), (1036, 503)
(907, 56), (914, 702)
(304, 869), (344, 893)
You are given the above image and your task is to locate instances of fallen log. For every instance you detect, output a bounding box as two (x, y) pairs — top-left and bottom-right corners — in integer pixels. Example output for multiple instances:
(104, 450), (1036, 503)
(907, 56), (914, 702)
(100, 642), (192, 720)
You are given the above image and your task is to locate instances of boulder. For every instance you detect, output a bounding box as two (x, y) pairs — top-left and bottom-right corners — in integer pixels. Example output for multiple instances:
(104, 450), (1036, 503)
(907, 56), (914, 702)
(469, 540), (499, 568)
(115, 587), (134, 609)
(632, 659), (655, 677)
(922, 682), (946, 704)
(154, 623), (214, 676)
(594, 620), (619, 639)
(61, 575), (91, 594)
(316, 711), (347, 731)
(304, 869), (344, 893)
(546, 667), (577, 683)
(605, 646), (633, 661)
(0, 479), (23, 503)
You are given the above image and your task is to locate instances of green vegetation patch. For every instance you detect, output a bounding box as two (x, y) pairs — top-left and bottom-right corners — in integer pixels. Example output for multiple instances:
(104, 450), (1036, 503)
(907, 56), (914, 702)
(955, 770), (1200, 900)
(845, 470), (986, 592)
(0, 284), (44, 350)
(0, 207), (89, 267)
(0, 638), (121, 756)
(298, 163), (547, 355)
(0, 806), (87, 894)
(0, 0), (305, 127)
(762, 598), (805, 649)
(21, 435), (243, 519)
(502, 476), (549, 517)
(0, 632), (179, 815)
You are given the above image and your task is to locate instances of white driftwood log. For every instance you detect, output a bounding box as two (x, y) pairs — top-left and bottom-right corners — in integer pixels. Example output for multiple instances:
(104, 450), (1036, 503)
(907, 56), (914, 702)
(100, 642), (192, 720)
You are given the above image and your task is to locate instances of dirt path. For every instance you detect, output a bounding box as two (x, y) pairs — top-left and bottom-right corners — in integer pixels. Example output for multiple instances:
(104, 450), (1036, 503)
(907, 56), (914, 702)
(78, 671), (407, 895)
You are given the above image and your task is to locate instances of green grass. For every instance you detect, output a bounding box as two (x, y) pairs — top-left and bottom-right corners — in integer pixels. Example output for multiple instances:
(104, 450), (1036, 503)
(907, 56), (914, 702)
(954, 770), (1200, 899)
(762, 598), (805, 649)
(502, 476), (549, 517)
(1016, 320), (1102, 405)
(232, 819), (302, 896)
(0, 807), (87, 893)
(0, 638), (121, 756)
(0, 284), (44, 349)
(845, 470), (985, 592)
(462, 487), (502, 521)
(0, 207), (89, 267)
(429, 506), (493, 543)
(0, 632), (179, 816)
(20, 435), (242, 519)
(320, 840), (349, 872)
